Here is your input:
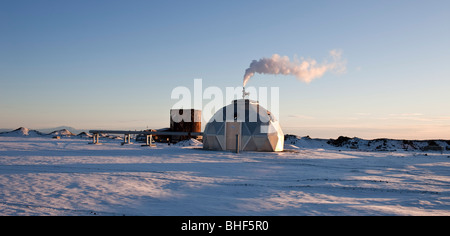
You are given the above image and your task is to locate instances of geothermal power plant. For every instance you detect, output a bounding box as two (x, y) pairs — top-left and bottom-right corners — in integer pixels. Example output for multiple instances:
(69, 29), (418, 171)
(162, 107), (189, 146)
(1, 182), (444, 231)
(90, 89), (284, 152)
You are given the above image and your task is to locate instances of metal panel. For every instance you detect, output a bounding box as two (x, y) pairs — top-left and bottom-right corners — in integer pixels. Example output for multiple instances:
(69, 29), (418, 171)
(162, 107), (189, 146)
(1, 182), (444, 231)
(225, 122), (241, 151)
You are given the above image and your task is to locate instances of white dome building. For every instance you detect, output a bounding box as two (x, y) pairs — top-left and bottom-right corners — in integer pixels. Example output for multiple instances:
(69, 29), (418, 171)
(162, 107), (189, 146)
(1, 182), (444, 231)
(203, 99), (284, 152)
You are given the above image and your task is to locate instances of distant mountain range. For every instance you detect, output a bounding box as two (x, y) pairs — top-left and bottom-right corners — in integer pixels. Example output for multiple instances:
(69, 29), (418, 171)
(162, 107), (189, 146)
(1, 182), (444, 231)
(37, 126), (89, 134)
(0, 126), (89, 135)
(285, 135), (450, 152)
(0, 127), (89, 137)
(0, 127), (46, 137)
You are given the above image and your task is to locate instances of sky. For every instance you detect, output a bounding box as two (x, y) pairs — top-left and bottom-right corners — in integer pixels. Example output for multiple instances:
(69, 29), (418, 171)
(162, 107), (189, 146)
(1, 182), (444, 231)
(1, 0), (450, 139)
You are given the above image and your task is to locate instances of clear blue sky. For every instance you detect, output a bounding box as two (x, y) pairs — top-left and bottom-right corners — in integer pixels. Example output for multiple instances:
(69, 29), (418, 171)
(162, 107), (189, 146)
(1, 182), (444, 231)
(1, 0), (449, 139)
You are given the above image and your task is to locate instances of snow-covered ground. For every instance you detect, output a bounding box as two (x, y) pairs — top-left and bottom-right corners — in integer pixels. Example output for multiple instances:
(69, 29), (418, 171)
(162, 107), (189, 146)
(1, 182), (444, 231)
(1, 135), (450, 216)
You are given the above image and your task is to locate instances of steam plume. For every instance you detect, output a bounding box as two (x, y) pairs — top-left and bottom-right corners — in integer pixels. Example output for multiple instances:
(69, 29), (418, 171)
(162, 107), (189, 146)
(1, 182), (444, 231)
(243, 50), (346, 86)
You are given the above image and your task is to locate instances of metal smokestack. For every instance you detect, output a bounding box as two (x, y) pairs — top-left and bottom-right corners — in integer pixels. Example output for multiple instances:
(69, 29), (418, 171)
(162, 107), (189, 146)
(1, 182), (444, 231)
(242, 87), (250, 99)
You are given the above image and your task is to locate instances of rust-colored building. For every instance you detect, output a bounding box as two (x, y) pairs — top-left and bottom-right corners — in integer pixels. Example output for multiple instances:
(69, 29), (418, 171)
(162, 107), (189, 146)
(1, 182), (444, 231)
(169, 109), (201, 142)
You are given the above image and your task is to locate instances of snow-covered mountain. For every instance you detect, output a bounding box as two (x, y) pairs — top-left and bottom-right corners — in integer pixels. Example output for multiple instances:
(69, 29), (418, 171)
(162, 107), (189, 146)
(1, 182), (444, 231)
(285, 134), (450, 152)
(0, 127), (46, 137)
(37, 126), (88, 135)
(76, 132), (92, 138)
(0, 127), (81, 138)
(47, 129), (75, 137)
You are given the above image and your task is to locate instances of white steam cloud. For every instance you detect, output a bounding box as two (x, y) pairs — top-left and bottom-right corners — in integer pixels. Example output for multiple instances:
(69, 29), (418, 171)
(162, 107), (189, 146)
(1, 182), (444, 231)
(243, 50), (346, 86)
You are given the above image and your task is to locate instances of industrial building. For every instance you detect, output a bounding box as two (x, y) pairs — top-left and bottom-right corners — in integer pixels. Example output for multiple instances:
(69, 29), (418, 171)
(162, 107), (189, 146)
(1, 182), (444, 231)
(169, 109), (201, 143)
(90, 99), (284, 152)
(202, 99), (284, 152)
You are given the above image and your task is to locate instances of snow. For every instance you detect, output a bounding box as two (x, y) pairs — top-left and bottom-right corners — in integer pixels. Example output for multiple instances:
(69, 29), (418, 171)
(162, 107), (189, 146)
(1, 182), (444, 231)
(1, 134), (450, 215)
(285, 135), (450, 152)
(0, 127), (45, 137)
(47, 129), (75, 137)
